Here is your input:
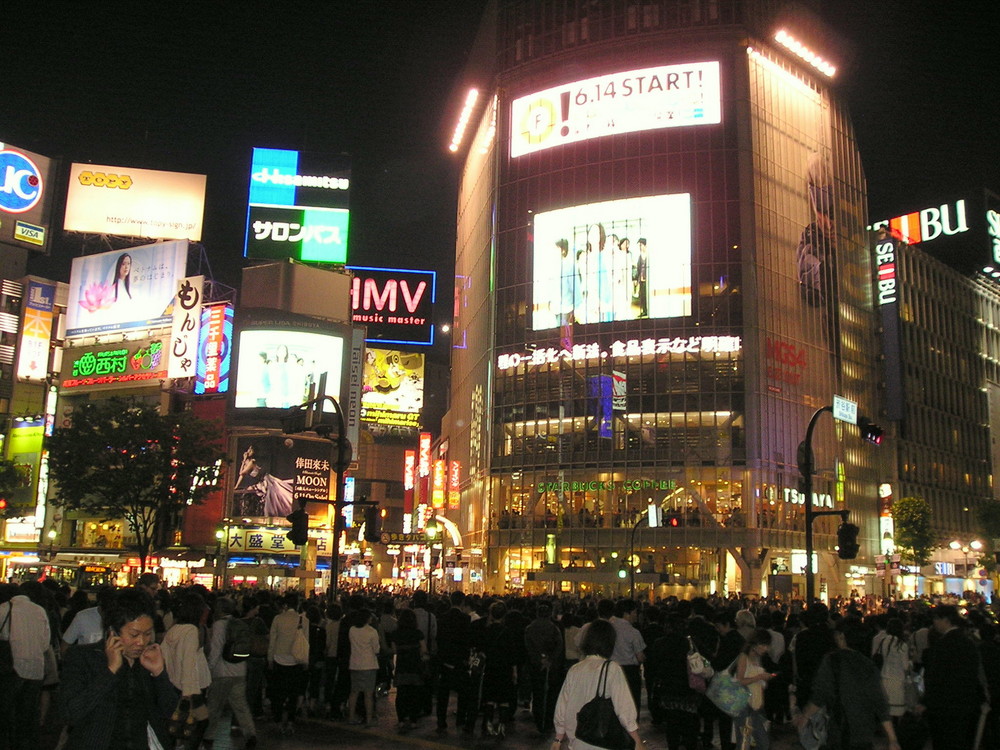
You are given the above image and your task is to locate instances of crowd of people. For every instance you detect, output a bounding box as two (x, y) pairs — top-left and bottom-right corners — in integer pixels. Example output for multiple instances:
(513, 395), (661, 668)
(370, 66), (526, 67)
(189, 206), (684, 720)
(1, 576), (997, 750)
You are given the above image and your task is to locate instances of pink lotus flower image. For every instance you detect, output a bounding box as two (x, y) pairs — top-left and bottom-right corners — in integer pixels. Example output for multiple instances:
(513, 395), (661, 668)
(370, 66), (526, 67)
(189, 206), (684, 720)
(78, 283), (114, 313)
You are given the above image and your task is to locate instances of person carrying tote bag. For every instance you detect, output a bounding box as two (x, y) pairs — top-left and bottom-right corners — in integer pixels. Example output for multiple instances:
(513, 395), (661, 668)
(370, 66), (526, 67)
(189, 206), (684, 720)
(161, 591), (212, 750)
(552, 619), (644, 750)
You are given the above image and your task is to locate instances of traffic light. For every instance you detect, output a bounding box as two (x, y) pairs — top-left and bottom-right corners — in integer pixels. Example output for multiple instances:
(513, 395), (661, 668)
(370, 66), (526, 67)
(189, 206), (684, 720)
(286, 507), (309, 546)
(859, 417), (884, 445)
(665, 513), (681, 527)
(363, 504), (381, 543)
(617, 564), (628, 579)
(836, 522), (860, 559)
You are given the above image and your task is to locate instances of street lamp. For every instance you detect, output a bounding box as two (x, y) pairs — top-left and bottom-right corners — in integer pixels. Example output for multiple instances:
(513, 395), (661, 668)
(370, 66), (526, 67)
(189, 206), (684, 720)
(47, 527), (57, 558)
(949, 539), (983, 584)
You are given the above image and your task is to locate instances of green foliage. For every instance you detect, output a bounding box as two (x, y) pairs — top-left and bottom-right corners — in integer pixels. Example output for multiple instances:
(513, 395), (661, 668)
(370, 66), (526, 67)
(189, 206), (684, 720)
(893, 496), (936, 567)
(976, 499), (1000, 540)
(46, 398), (226, 566)
(0, 458), (21, 517)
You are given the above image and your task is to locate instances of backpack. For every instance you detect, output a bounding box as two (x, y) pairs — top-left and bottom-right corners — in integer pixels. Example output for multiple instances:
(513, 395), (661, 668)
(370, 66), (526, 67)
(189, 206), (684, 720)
(222, 617), (252, 663)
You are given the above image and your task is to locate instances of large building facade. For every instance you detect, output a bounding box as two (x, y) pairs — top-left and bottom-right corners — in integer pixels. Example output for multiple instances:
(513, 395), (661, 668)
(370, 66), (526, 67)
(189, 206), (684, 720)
(442, 0), (883, 598)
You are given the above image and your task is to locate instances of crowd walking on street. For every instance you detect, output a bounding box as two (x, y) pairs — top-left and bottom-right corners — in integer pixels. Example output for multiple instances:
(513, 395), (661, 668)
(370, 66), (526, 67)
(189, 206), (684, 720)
(0, 575), (997, 749)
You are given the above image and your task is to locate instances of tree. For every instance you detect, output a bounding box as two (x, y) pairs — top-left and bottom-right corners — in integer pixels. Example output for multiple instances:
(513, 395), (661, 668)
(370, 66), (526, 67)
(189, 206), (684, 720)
(893, 496), (936, 567)
(46, 398), (226, 571)
(975, 499), (1000, 572)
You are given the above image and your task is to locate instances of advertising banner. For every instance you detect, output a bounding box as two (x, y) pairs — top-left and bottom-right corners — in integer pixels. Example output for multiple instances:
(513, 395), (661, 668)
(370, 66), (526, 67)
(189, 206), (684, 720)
(231, 435), (334, 519)
(65, 240), (189, 338)
(244, 147), (351, 263)
(194, 303), (233, 394)
(348, 266), (435, 346)
(60, 336), (168, 390)
(232, 313), (347, 412)
(167, 275), (203, 379)
(360, 348), (423, 429)
(16, 280), (55, 382)
(4, 417), (43, 513)
(226, 527), (334, 557)
(64, 163), (206, 240)
(531, 193), (691, 329)
(0, 141), (56, 253)
(510, 61), (721, 157)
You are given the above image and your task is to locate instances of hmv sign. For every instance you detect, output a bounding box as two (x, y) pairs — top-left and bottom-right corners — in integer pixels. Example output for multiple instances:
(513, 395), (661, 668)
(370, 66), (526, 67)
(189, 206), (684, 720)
(347, 266), (436, 346)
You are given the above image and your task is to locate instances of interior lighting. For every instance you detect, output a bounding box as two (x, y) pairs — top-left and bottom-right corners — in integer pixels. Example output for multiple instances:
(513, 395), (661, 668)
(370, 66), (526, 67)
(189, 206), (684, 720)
(773, 29), (837, 78)
(448, 88), (480, 153)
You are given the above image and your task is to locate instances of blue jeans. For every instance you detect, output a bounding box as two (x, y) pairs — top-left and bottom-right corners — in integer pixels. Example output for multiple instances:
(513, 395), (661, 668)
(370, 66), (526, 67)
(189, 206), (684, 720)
(735, 707), (769, 750)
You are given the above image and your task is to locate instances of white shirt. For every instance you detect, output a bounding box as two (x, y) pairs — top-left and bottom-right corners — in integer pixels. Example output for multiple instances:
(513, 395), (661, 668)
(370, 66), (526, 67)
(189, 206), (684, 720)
(63, 606), (104, 645)
(576, 618), (646, 666)
(554, 655), (638, 750)
(0, 595), (51, 680)
(348, 624), (380, 671)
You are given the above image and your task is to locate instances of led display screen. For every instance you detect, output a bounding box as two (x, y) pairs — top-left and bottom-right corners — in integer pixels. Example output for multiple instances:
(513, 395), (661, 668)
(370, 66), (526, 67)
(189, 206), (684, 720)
(60, 336), (169, 390)
(233, 328), (345, 411)
(510, 61), (721, 158)
(64, 163), (206, 240)
(244, 147), (351, 263)
(531, 193), (691, 330)
(65, 240), (189, 338)
(0, 140), (56, 253)
(360, 348), (424, 429)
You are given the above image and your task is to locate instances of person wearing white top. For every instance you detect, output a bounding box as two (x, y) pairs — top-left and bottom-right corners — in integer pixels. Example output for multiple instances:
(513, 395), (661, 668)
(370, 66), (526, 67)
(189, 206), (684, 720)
(553, 619), (642, 750)
(347, 609), (380, 727)
(0, 586), (51, 749)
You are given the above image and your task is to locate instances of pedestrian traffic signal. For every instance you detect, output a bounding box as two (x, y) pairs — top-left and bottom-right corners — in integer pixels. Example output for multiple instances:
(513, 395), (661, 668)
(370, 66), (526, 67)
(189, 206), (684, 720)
(363, 504), (382, 543)
(836, 522), (860, 559)
(286, 507), (309, 546)
(859, 417), (883, 445)
(617, 564), (628, 579)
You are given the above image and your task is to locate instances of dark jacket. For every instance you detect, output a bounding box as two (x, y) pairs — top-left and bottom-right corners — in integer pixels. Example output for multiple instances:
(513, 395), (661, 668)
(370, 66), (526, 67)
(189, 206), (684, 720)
(922, 627), (985, 712)
(437, 607), (472, 667)
(524, 616), (563, 671)
(809, 649), (888, 750)
(58, 641), (178, 750)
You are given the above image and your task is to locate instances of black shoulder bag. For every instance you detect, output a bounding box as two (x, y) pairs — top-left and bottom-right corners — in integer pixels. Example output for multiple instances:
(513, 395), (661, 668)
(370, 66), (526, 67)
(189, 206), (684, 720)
(575, 660), (635, 750)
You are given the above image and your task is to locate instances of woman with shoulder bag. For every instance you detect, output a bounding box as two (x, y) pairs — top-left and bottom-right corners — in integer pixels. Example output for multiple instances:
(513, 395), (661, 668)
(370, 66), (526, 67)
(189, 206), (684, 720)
(552, 618), (644, 750)
(733, 629), (777, 750)
(161, 590), (212, 750)
(268, 592), (308, 734)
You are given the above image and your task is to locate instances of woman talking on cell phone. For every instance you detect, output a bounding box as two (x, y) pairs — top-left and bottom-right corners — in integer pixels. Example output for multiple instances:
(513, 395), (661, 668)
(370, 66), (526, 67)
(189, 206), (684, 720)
(58, 588), (178, 750)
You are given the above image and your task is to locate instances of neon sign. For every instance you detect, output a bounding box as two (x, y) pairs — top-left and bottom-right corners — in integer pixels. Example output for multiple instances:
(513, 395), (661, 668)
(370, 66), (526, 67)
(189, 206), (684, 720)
(497, 335), (741, 372)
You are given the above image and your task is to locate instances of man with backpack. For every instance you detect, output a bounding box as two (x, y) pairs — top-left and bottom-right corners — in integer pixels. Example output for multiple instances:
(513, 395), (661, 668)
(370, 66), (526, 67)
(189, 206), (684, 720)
(205, 597), (257, 749)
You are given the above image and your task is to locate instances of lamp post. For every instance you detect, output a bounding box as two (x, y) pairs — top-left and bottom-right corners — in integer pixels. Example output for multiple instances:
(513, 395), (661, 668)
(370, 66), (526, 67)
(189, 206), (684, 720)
(426, 518), (439, 594)
(949, 539), (983, 587)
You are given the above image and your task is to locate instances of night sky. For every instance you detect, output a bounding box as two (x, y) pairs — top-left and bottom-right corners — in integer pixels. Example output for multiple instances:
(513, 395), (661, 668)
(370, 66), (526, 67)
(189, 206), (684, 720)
(5, 1), (998, 338)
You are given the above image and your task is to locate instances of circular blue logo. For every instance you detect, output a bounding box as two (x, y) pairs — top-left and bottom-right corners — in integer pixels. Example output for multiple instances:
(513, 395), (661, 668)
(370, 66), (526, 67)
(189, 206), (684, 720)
(0, 150), (43, 214)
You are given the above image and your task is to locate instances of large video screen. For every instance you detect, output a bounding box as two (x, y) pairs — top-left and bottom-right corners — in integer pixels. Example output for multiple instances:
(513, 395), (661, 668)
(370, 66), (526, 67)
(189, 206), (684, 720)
(65, 240), (189, 338)
(233, 328), (345, 411)
(531, 193), (692, 330)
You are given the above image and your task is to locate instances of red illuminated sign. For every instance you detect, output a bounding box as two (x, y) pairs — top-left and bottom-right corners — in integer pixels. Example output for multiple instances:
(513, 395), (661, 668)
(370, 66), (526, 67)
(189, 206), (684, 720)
(418, 433), (431, 477)
(403, 449), (416, 515)
(432, 459), (446, 509)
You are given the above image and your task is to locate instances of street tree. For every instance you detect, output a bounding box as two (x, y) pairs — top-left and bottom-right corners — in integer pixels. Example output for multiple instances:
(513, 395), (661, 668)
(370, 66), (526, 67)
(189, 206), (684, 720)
(975, 499), (1000, 572)
(0, 458), (22, 517)
(892, 495), (936, 568)
(46, 398), (225, 571)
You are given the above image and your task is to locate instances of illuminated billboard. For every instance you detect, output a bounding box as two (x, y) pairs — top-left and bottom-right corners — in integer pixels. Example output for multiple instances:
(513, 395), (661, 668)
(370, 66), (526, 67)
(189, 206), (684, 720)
(59, 336), (168, 390)
(0, 140), (56, 253)
(348, 266), (435, 345)
(65, 240), (189, 338)
(231, 435), (333, 519)
(16, 280), (56, 382)
(64, 163), (206, 240)
(4, 418), (43, 514)
(530, 193), (691, 329)
(244, 147), (350, 263)
(195, 303), (233, 395)
(510, 61), (721, 158)
(233, 311), (348, 413)
(360, 348), (424, 429)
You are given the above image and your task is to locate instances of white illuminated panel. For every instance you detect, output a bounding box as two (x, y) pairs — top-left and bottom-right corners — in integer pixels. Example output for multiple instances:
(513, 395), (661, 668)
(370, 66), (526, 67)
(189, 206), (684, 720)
(510, 61), (721, 157)
(496, 335), (741, 372)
